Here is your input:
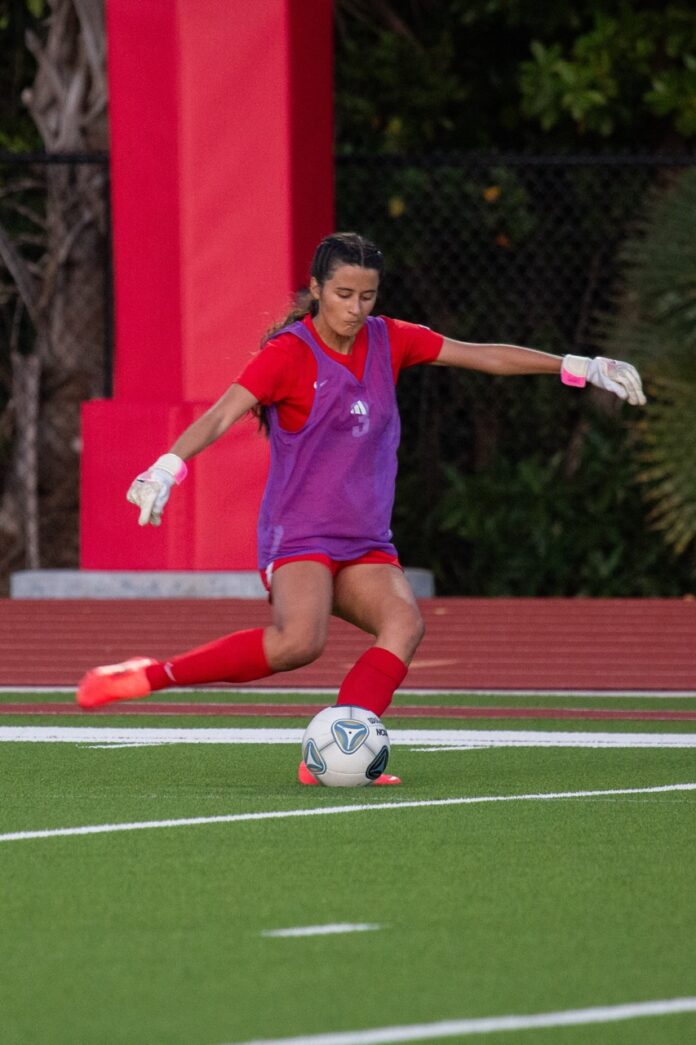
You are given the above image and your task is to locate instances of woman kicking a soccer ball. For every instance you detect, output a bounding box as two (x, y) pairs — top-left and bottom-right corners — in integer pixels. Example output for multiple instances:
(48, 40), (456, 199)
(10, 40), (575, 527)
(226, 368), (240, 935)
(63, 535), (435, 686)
(76, 231), (646, 784)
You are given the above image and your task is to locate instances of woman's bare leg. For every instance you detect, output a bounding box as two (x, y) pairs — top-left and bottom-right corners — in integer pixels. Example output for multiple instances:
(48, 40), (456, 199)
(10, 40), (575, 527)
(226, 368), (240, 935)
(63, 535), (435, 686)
(332, 564), (425, 663)
(263, 560), (334, 671)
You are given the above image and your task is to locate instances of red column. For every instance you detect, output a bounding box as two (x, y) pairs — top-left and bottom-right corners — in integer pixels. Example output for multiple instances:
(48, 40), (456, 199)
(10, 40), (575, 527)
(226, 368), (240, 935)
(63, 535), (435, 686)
(81, 0), (334, 569)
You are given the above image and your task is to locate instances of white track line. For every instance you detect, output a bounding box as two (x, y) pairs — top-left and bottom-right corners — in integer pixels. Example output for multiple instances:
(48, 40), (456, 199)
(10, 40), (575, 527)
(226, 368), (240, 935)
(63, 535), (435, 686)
(2, 725), (696, 749)
(219, 997), (696, 1045)
(261, 924), (380, 939)
(1, 782), (694, 844)
(2, 686), (696, 697)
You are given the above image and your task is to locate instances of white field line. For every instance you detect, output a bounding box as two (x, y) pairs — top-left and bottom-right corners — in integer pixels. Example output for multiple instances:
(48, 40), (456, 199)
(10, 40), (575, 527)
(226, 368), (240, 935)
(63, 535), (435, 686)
(2, 685), (696, 698)
(261, 924), (381, 939)
(219, 997), (696, 1045)
(1, 782), (694, 845)
(2, 725), (696, 749)
(413, 745), (496, 753)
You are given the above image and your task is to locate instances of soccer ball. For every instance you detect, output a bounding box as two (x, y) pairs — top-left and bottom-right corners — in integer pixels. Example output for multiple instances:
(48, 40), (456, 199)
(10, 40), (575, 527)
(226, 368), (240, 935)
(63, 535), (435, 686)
(302, 705), (390, 787)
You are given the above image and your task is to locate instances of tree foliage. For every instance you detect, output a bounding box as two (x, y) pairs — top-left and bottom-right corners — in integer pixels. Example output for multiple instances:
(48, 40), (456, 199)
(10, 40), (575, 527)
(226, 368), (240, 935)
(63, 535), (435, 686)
(0, 0), (46, 150)
(598, 168), (696, 560)
(336, 0), (696, 152)
(335, 2), (696, 593)
(521, 6), (696, 140)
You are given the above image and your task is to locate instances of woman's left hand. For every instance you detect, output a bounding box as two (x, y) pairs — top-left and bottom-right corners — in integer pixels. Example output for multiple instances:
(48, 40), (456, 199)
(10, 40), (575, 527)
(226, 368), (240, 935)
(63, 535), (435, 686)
(561, 355), (646, 406)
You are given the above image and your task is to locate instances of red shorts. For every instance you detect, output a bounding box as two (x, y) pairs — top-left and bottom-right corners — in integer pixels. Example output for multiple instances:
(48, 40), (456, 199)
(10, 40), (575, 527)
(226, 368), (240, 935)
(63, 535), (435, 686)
(261, 550), (402, 593)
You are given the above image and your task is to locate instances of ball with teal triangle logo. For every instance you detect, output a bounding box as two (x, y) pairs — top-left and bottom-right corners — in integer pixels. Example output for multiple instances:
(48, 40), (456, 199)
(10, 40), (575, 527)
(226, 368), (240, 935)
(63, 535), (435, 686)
(304, 738), (326, 775)
(366, 745), (390, 780)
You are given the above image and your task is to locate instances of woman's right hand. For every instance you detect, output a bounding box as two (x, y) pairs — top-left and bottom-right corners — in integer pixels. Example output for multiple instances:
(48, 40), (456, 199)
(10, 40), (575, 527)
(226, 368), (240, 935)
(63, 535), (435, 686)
(125, 384), (258, 526)
(126, 453), (188, 526)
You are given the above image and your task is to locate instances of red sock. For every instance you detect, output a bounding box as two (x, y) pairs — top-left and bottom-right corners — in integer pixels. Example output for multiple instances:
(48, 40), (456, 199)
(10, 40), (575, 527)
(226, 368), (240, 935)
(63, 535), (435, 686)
(144, 628), (271, 690)
(337, 647), (408, 717)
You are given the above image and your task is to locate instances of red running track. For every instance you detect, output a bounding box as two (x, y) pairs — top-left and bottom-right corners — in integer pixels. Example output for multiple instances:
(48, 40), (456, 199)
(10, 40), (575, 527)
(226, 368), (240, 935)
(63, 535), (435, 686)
(0, 597), (695, 691)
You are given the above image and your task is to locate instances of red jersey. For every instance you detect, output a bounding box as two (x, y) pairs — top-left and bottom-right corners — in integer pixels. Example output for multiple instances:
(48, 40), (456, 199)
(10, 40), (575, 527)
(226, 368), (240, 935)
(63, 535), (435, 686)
(236, 314), (443, 431)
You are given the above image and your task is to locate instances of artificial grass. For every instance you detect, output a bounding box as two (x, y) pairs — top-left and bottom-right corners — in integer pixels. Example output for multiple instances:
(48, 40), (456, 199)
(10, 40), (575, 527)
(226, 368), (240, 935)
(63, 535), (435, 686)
(1, 733), (695, 1044)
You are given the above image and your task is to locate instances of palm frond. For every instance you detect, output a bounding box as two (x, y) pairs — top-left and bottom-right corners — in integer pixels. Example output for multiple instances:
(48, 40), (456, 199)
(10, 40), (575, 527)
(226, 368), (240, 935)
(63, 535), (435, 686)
(599, 170), (696, 559)
(637, 379), (696, 555)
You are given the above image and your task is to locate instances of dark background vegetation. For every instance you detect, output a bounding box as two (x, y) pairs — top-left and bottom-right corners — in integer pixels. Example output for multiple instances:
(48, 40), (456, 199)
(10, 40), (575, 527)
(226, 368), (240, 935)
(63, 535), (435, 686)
(334, 0), (696, 594)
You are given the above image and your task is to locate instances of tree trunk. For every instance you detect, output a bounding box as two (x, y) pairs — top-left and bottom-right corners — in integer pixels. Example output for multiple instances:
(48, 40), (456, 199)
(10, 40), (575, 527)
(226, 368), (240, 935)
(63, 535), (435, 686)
(0, 0), (108, 587)
(11, 347), (42, 569)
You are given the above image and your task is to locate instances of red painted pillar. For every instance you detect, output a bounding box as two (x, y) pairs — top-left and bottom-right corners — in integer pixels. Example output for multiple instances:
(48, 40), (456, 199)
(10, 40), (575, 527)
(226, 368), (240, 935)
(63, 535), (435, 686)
(81, 0), (334, 569)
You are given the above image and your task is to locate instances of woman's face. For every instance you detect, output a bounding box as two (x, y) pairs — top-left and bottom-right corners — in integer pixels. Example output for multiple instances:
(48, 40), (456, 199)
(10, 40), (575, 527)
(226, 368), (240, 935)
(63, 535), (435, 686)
(311, 264), (380, 340)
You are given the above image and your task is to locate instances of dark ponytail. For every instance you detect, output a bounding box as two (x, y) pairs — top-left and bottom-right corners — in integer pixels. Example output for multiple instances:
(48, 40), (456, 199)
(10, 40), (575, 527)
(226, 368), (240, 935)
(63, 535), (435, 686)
(253, 232), (384, 432)
(262, 288), (318, 343)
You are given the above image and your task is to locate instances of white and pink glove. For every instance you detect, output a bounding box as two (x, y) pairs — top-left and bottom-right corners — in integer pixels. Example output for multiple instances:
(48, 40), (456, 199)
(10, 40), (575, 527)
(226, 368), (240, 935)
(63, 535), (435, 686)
(561, 355), (646, 406)
(126, 453), (188, 526)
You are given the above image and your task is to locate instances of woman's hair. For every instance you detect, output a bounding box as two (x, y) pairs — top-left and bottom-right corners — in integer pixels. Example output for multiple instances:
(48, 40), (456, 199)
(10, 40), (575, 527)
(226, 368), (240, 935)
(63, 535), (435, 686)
(253, 232), (384, 432)
(266, 231), (384, 337)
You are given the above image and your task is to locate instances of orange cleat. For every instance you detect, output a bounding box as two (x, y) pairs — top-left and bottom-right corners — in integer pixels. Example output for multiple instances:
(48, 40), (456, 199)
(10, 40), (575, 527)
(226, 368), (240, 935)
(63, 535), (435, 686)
(297, 761), (401, 786)
(371, 772), (402, 785)
(76, 657), (157, 709)
(297, 761), (320, 785)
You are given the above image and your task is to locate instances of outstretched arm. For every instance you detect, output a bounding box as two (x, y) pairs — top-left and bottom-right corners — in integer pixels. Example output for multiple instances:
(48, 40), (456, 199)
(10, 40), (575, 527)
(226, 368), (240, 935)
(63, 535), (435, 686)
(127, 383), (259, 526)
(432, 337), (561, 376)
(431, 337), (646, 406)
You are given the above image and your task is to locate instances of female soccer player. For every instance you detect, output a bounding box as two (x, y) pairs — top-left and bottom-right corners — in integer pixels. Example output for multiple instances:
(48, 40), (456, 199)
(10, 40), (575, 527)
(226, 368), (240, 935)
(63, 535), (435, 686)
(76, 232), (645, 784)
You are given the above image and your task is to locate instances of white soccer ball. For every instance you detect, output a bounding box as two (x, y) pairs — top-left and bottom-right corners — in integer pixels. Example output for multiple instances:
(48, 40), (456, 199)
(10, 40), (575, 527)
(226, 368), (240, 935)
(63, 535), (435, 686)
(302, 705), (391, 787)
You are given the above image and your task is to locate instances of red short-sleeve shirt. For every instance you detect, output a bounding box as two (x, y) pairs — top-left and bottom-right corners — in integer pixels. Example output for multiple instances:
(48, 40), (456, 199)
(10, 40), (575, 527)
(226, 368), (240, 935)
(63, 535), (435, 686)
(236, 314), (444, 431)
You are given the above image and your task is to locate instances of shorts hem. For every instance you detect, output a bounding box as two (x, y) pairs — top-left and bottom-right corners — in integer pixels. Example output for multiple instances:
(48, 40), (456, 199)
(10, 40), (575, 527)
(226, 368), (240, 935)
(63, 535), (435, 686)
(260, 550), (402, 593)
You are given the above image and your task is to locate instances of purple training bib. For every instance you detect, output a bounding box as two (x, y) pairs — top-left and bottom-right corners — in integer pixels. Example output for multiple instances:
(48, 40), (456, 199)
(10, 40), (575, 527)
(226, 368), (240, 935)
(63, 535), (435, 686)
(257, 316), (401, 568)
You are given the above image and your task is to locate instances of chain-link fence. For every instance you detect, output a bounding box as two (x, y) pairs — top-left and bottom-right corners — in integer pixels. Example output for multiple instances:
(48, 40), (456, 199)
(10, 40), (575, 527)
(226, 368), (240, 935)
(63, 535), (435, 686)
(1, 153), (694, 594)
(337, 153), (695, 345)
(337, 153), (696, 593)
(0, 152), (110, 593)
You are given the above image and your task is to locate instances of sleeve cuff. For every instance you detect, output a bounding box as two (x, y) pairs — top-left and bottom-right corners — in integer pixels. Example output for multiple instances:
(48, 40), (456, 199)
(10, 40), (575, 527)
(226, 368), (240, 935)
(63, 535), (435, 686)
(154, 453), (188, 483)
(561, 355), (589, 388)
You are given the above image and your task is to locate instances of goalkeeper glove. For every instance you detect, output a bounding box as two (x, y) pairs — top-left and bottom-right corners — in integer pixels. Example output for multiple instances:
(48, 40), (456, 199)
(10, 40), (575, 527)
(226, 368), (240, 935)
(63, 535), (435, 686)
(126, 453), (188, 526)
(561, 355), (646, 406)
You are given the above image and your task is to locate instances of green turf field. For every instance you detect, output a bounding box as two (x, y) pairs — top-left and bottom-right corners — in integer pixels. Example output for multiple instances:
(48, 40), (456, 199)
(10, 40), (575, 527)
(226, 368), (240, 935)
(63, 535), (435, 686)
(1, 690), (695, 1045)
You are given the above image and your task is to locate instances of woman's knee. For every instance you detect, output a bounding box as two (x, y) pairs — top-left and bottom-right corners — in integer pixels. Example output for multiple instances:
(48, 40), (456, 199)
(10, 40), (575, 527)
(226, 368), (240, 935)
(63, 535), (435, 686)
(380, 603), (425, 659)
(268, 626), (327, 672)
(406, 608), (426, 651)
(412, 611), (426, 647)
